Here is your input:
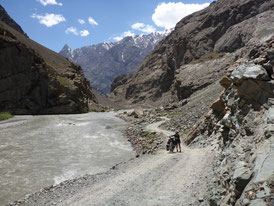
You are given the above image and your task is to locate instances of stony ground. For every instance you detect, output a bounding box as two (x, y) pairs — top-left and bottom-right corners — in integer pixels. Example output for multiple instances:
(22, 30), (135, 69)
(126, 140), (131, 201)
(13, 149), (215, 206)
(57, 148), (214, 206)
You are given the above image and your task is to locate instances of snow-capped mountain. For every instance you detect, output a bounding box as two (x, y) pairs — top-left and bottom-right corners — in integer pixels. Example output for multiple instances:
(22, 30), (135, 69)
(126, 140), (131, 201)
(59, 30), (172, 94)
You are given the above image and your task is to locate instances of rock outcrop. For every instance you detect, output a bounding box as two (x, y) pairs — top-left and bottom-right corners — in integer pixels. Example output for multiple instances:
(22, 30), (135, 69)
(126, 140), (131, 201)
(110, 0), (274, 107)
(0, 5), (28, 37)
(186, 37), (274, 206)
(0, 18), (99, 114)
(59, 31), (171, 94)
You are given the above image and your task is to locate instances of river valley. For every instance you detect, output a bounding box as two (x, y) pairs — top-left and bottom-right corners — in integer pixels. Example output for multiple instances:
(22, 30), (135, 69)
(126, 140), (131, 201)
(0, 112), (135, 205)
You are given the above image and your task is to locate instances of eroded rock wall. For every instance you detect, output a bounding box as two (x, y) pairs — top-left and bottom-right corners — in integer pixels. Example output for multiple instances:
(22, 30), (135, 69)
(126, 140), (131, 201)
(186, 37), (274, 206)
(0, 20), (98, 114)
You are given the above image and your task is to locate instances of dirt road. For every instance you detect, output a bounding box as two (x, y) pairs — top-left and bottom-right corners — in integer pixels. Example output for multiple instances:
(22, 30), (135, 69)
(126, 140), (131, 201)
(58, 148), (213, 206)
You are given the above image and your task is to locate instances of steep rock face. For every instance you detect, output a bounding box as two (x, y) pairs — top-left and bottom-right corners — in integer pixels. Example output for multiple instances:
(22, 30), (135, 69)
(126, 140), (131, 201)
(0, 20), (98, 114)
(0, 5), (28, 37)
(110, 0), (274, 106)
(59, 31), (170, 94)
(186, 37), (274, 206)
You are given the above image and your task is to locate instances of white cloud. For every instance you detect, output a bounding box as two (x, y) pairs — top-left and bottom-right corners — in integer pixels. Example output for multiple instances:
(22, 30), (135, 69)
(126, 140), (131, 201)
(80, 30), (89, 37)
(152, 2), (210, 29)
(65, 27), (78, 35)
(113, 30), (135, 41)
(131, 23), (145, 30)
(65, 27), (90, 37)
(88, 17), (98, 26)
(113, 36), (123, 41)
(78, 19), (85, 24)
(37, 0), (62, 6)
(131, 22), (156, 33)
(31, 13), (65, 27)
(124, 31), (135, 37)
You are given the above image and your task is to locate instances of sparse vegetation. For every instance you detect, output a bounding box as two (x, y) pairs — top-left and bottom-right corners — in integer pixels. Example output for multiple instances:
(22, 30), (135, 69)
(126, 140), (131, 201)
(182, 130), (189, 135)
(190, 52), (226, 64)
(0, 112), (13, 121)
(89, 106), (109, 113)
(89, 109), (97, 112)
(56, 75), (71, 87)
(101, 106), (109, 112)
(142, 131), (158, 140)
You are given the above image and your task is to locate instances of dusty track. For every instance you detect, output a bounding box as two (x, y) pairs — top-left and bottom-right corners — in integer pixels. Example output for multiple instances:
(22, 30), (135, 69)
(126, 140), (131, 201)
(58, 148), (213, 206)
(58, 119), (214, 206)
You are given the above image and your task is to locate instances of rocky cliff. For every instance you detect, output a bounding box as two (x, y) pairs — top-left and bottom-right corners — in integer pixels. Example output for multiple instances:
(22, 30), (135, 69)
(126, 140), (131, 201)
(0, 5), (28, 37)
(110, 0), (274, 107)
(0, 19), (99, 114)
(185, 37), (274, 206)
(59, 31), (170, 94)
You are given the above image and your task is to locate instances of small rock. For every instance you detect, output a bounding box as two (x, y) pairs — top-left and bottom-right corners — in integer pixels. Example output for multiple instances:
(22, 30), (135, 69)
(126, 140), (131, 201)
(264, 125), (274, 139)
(198, 197), (204, 202)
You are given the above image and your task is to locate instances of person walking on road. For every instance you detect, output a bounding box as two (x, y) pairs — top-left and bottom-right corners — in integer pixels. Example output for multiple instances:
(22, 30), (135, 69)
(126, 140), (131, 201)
(174, 131), (181, 152)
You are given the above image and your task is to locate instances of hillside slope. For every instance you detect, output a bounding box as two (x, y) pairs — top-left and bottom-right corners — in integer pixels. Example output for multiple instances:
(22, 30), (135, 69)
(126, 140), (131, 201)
(0, 16), (99, 114)
(110, 0), (274, 107)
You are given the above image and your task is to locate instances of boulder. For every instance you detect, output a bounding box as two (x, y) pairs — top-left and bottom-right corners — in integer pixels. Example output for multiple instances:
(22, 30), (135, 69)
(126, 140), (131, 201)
(231, 64), (270, 84)
(131, 108), (144, 118)
(211, 92), (226, 114)
(235, 79), (274, 105)
(233, 161), (253, 197)
(219, 77), (232, 89)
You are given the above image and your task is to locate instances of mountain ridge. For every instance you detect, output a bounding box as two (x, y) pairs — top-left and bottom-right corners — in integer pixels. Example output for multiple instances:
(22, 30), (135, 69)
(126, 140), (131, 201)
(109, 0), (274, 106)
(0, 4), (28, 37)
(59, 30), (172, 94)
(0, 8), (100, 114)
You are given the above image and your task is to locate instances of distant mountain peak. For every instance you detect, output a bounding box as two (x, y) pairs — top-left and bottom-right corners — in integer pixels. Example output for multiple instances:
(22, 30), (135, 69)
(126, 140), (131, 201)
(102, 42), (115, 50)
(59, 44), (74, 59)
(59, 30), (170, 94)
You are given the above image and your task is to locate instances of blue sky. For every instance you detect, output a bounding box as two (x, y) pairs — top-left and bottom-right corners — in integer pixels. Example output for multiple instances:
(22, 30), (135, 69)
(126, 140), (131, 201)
(0, 0), (212, 52)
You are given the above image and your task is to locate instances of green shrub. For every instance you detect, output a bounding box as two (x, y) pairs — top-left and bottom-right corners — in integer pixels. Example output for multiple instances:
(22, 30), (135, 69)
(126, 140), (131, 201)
(56, 75), (71, 87)
(142, 131), (158, 140)
(0, 112), (13, 121)
(182, 130), (189, 135)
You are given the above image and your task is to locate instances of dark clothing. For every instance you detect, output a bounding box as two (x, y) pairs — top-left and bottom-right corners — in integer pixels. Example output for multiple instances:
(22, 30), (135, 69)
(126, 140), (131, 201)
(174, 133), (181, 145)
